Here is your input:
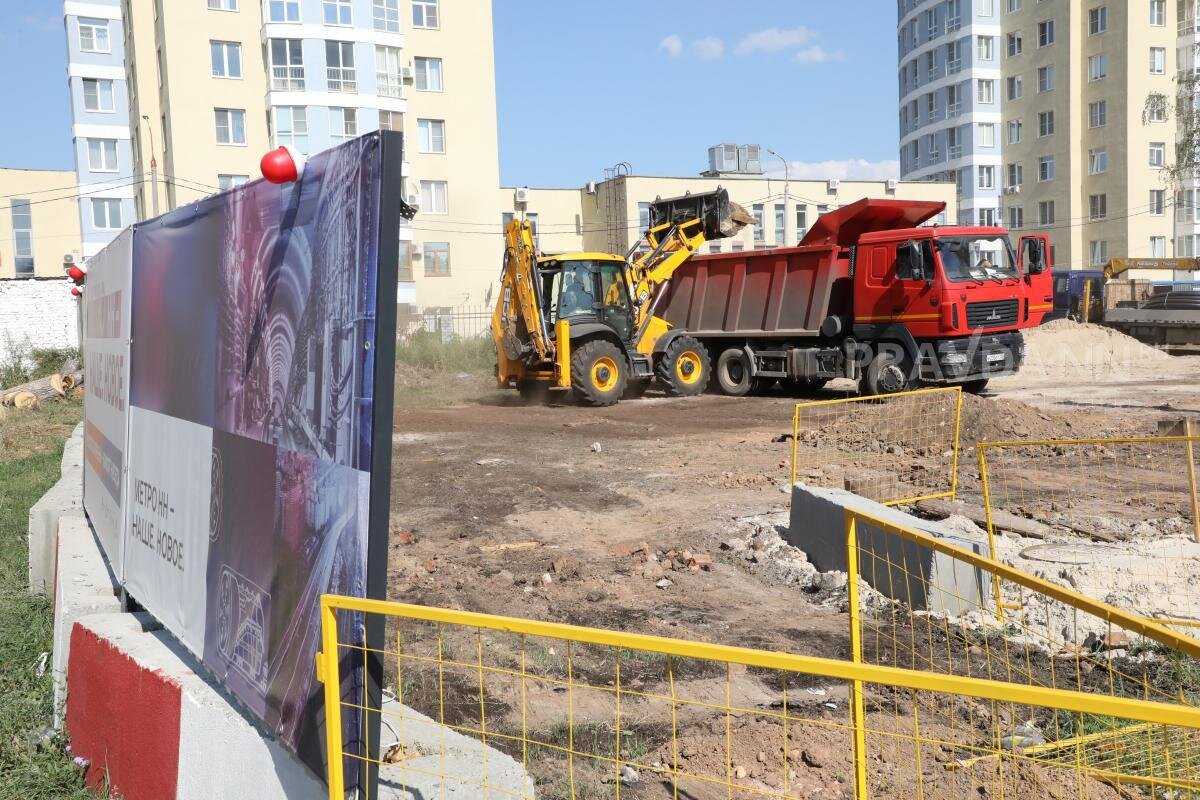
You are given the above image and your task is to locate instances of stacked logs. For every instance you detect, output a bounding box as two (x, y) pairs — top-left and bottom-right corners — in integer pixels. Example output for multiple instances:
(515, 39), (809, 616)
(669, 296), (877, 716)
(1, 371), (84, 410)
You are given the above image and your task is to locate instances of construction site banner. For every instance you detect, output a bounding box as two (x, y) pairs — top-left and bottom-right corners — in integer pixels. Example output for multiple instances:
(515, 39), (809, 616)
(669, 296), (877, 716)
(117, 132), (402, 782)
(81, 228), (133, 570)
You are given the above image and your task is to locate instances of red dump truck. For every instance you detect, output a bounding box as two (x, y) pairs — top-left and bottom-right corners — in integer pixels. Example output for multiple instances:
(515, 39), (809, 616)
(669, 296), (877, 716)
(660, 198), (1054, 395)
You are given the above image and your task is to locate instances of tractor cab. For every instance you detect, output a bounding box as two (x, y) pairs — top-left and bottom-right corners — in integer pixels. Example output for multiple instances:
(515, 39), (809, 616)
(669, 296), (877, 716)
(536, 253), (634, 341)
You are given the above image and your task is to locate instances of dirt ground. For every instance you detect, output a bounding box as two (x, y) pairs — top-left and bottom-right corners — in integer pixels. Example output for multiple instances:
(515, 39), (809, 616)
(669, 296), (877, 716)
(385, 330), (1200, 797)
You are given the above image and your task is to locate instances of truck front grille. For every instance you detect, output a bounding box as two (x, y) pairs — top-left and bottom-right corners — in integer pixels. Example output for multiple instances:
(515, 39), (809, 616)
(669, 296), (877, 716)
(966, 299), (1019, 329)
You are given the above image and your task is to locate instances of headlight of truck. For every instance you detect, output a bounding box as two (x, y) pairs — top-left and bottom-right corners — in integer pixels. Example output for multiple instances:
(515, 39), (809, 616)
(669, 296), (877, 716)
(941, 353), (969, 365)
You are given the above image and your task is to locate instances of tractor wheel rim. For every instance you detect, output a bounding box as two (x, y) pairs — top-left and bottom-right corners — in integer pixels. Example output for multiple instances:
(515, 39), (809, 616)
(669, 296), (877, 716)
(591, 357), (619, 392)
(677, 352), (702, 384)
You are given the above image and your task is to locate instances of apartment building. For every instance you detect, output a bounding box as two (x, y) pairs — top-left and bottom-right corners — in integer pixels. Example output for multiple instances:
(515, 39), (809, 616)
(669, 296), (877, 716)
(0, 169), (82, 279)
(64, 0), (136, 259)
(1176, 0), (1200, 256)
(897, 0), (1003, 227)
(1001, 0), (1177, 270)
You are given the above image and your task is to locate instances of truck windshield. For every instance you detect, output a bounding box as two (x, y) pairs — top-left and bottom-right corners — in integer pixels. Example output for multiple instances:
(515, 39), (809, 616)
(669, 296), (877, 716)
(936, 236), (1019, 283)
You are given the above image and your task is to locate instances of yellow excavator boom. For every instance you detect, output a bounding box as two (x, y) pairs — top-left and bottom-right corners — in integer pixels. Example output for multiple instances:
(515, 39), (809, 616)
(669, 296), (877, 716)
(491, 218), (549, 386)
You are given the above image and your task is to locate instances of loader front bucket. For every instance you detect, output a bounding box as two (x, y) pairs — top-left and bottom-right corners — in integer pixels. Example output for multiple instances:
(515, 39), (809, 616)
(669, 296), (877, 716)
(648, 188), (755, 241)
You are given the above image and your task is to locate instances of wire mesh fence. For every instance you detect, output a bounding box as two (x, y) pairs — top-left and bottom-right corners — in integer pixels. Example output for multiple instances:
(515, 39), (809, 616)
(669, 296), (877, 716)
(791, 387), (964, 506)
(398, 305), (492, 343)
(977, 434), (1200, 629)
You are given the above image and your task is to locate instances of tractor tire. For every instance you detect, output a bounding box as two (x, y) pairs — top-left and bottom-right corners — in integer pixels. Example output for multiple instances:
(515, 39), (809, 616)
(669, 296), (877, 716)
(960, 378), (990, 395)
(860, 348), (912, 396)
(714, 347), (754, 396)
(657, 336), (711, 397)
(570, 339), (628, 406)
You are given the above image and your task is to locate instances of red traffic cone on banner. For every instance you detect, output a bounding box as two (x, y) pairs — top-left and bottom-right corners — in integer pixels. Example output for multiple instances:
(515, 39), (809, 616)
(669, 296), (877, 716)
(260, 145), (306, 184)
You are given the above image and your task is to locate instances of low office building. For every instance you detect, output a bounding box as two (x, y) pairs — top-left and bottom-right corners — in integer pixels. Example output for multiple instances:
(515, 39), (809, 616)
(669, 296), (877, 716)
(0, 168), (82, 280)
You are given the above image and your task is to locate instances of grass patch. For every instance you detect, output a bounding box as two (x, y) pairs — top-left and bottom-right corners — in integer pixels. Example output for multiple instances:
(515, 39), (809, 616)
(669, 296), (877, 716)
(0, 338), (79, 392)
(395, 332), (494, 375)
(0, 399), (98, 800)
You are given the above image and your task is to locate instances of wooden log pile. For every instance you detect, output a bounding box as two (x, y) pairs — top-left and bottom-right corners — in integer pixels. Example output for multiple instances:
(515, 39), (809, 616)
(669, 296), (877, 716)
(0, 370), (84, 410)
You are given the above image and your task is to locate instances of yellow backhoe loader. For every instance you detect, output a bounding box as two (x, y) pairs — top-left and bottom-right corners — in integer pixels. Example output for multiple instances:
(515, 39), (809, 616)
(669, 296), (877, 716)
(491, 189), (753, 405)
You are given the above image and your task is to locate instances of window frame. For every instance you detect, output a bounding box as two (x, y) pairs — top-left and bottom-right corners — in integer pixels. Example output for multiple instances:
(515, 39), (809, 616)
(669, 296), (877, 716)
(417, 118), (446, 153)
(1037, 155), (1055, 182)
(322, 0), (353, 26)
(373, 0), (400, 32)
(87, 138), (119, 172)
(267, 0), (301, 22)
(272, 106), (309, 153)
(78, 17), (111, 53)
(1149, 141), (1166, 167)
(11, 199), (34, 276)
(1088, 100), (1107, 128)
(423, 242), (450, 277)
(82, 78), (115, 113)
(412, 0), (439, 29)
(1150, 47), (1166, 74)
(210, 40), (243, 79)
(414, 56), (442, 91)
(1037, 19), (1054, 47)
(420, 180), (449, 215)
(1088, 147), (1107, 175)
(329, 107), (358, 143)
(92, 197), (123, 230)
(1088, 6), (1107, 35)
(207, 0), (238, 10)
(214, 107), (247, 146)
(1087, 54), (1106, 82)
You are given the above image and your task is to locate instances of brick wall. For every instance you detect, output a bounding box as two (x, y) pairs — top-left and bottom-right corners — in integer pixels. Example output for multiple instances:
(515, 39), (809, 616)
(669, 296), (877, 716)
(0, 278), (79, 358)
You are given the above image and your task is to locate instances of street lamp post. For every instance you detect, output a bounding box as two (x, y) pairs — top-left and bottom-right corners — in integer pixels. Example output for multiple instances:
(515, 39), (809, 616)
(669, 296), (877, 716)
(141, 114), (159, 217)
(767, 148), (789, 245)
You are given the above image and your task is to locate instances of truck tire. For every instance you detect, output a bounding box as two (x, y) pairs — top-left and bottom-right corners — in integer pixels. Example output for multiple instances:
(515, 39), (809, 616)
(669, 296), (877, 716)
(714, 347), (754, 396)
(657, 336), (711, 397)
(960, 378), (989, 395)
(861, 349), (912, 396)
(570, 339), (628, 406)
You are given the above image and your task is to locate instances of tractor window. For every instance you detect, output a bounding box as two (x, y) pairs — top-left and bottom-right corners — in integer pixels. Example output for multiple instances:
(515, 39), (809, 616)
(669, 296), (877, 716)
(558, 261), (599, 320)
(597, 262), (632, 340)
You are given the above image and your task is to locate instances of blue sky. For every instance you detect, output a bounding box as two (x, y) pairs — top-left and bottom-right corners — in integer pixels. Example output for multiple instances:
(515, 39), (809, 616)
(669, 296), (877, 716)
(2, 1), (901, 184)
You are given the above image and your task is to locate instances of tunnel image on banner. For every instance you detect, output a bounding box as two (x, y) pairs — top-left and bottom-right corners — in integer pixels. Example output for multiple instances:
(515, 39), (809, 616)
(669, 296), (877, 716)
(118, 133), (401, 783)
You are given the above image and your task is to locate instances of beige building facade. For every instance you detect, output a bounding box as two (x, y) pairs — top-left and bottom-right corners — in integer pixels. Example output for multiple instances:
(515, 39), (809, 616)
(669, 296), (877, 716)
(1000, 0), (1178, 270)
(0, 169), (83, 280)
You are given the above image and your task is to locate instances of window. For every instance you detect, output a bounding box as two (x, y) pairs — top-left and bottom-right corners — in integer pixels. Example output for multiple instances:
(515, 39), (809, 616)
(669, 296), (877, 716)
(87, 138), (118, 172)
(977, 36), (993, 60)
(1038, 200), (1055, 226)
(214, 108), (246, 145)
(1006, 75), (1023, 100)
(1150, 0), (1165, 26)
(1150, 47), (1166, 74)
(1008, 206), (1024, 229)
(795, 206), (808, 239)
(326, 41), (356, 92)
(708, 242), (722, 255)
(207, 0), (237, 9)
(82, 78), (114, 112)
(979, 0), (994, 14)
(376, 45), (402, 98)
(1088, 6), (1107, 34)
(1006, 162), (1023, 188)
(272, 106), (308, 153)
(774, 204), (785, 245)
(1087, 54), (1106, 81)
(1150, 236), (1167, 257)
(1179, 190), (1197, 223)
(978, 165), (995, 189)
(1007, 119), (1023, 144)
(1147, 94), (1168, 122)
(731, 242), (745, 253)
(268, 0), (300, 22)
(1088, 148), (1107, 174)
(753, 204), (765, 242)
(420, 180), (448, 214)
(638, 202), (651, 231)
(978, 123), (995, 147)
(1037, 110), (1054, 137)
(417, 118), (445, 153)
(269, 39), (305, 90)
(1037, 155), (1054, 181)
(1006, 32), (1023, 57)
(1037, 65), (1054, 92)
(413, 0), (439, 28)
(210, 41), (242, 78)
(11, 200), (33, 276)
(330, 107), (357, 142)
(218, 175), (249, 190)
(1150, 189), (1166, 215)
(373, 0), (400, 32)
(414, 56), (442, 91)
(423, 242), (449, 276)
(1089, 194), (1107, 220)
(1089, 240), (1108, 266)
(378, 110), (401, 131)
(92, 198), (122, 230)
(78, 18), (110, 52)
(977, 79), (994, 103)
(1150, 141), (1166, 167)
(978, 208), (996, 227)
(1088, 100), (1107, 128)
(1037, 19), (1054, 47)
(1007, 0), (1021, 10)
(323, 0), (352, 25)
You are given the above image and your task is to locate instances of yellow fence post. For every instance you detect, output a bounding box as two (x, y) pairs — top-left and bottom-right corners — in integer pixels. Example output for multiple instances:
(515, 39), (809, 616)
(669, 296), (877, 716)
(844, 511), (870, 800)
(949, 387), (964, 501)
(976, 444), (1005, 620)
(316, 597), (345, 800)
(790, 404), (800, 494)
(1185, 424), (1200, 544)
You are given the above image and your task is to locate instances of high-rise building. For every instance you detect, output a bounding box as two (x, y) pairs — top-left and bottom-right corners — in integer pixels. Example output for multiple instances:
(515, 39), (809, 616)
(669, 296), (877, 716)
(63, 0), (501, 309)
(897, 0), (1003, 227)
(1176, 1), (1200, 257)
(1001, 0), (1177, 270)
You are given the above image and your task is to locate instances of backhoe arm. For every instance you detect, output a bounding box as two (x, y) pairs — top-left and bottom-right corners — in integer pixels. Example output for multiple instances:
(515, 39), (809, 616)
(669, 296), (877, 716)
(492, 218), (551, 386)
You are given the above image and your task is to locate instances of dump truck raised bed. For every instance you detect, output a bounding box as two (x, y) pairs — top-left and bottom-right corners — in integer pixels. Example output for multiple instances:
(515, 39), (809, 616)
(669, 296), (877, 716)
(659, 198), (1054, 395)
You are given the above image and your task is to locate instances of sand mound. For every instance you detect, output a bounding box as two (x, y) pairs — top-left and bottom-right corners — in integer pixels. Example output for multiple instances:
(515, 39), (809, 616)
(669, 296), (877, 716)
(1020, 319), (1175, 378)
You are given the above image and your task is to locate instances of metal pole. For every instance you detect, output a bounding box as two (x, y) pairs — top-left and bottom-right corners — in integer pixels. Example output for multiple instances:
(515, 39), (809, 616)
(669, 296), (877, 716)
(142, 115), (159, 217)
(844, 511), (869, 799)
(768, 149), (789, 245)
(1185, 420), (1200, 544)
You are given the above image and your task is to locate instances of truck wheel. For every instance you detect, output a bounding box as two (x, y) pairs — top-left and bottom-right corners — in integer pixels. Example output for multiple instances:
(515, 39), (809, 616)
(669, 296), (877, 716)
(715, 348), (754, 396)
(861, 350), (912, 396)
(570, 340), (628, 406)
(657, 336), (711, 397)
(960, 378), (989, 395)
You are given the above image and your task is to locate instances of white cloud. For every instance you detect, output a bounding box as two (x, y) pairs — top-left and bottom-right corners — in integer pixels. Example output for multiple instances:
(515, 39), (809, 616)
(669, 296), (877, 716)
(734, 26), (816, 55)
(793, 45), (846, 64)
(658, 34), (684, 58)
(765, 159), (902, 182)
(691, 37), (726, 61)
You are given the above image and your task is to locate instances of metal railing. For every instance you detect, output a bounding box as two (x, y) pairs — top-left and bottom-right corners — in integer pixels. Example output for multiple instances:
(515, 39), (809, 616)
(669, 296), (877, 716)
(398, 305), (492, 343)
(271, 65), (305, 90)
(327, 66), (357, 93)
(376, 71), (402, 98)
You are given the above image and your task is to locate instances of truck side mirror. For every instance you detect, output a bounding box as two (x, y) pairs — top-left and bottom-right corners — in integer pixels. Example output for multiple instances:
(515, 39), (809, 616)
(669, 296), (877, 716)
(1024, 239), (1046, 274)
(902, 240), (925, 280)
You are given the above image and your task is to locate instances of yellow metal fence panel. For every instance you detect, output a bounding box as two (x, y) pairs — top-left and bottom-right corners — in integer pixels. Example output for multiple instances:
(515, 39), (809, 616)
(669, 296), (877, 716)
(791, 387), (964, 507)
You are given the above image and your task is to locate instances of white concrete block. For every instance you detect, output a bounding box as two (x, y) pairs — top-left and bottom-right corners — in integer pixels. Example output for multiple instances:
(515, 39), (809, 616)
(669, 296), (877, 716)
(28, 475), (84, 595)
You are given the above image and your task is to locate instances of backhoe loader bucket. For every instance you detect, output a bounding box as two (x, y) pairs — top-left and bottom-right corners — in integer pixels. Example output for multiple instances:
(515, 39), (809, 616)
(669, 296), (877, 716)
(648, 188), (754, 241)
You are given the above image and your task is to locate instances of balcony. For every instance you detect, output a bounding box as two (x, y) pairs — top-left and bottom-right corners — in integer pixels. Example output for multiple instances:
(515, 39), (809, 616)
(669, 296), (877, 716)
(947, 102), (961, 117)
(946, 17), (962, 32)
(377, 72), (402, 99)
(327, 67), (357, 93)
(271, 65), (305, 91)
(949, 144), (963, 160)
(947, 59), (962, 74)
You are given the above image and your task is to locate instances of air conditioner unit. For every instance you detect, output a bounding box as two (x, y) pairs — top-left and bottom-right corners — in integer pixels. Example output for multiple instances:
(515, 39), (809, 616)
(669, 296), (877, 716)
(885, 179), (898, 192)
(708, 143), (738, 174)
(827, 179), (841, 192)
(411, 243), (423, 259)
(585, 181), (597, 194)
(401, 66), (415, 82)
(514, 187), (531, 204)
(406, 193), (421, 210)
(63, 253), (75, 265)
